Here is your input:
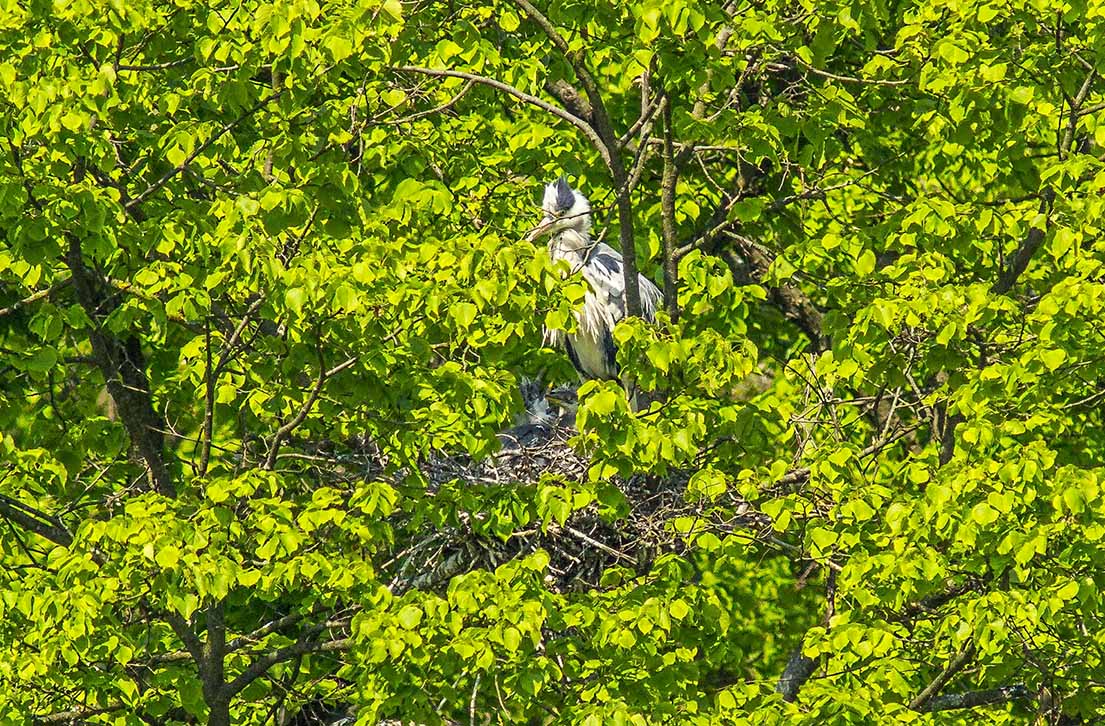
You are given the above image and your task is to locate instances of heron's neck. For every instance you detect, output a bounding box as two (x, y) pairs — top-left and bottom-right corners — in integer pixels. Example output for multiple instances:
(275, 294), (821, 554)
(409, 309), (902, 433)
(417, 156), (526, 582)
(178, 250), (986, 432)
(548, 229), (592, 266)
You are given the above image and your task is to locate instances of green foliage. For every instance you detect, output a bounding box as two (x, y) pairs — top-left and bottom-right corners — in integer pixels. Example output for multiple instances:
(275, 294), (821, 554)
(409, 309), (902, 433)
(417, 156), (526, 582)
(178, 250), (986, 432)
(2, 0), (1105, 723)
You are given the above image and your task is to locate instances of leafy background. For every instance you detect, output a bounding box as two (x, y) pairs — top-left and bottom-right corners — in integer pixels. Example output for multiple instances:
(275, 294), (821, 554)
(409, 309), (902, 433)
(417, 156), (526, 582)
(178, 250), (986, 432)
(1, 0), (1104, 723)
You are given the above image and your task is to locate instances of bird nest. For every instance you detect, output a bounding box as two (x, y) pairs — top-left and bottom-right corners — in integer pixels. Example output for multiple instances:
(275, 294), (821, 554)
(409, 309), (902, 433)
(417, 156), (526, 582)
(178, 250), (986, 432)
(393, 414), (752, 595)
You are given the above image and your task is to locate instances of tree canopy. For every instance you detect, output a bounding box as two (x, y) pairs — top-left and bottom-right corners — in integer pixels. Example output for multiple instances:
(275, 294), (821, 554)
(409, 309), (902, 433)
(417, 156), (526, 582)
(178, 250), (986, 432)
(2, 0), (1105, 723)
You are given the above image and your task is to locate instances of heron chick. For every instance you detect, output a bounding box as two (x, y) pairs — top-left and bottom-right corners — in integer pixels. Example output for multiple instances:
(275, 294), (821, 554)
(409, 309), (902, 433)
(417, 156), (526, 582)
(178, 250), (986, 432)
(525, 176), (664, 387)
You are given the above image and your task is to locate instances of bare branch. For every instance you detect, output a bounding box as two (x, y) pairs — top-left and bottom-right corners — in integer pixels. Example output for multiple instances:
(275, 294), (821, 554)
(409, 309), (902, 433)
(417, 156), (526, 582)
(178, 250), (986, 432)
(37, 703), (124, 724)
(202, 602), (228, 706)
(132, 612), (309, 670)
(263, 348), (332, 470)
(201, 296), (266, 475)
(626, 94), (668, 191)
(227, 613), (306, 652)
(793, 55), (910, 86)
(991, 191), (1055, 296)
(117, 57), (191, 72)
(620, 83), (664, 148)
(199, 319), (216, 477)
(164, 612), (205, 665)
(544, 78), (592, 123)
(1061, 69), (1097, 159)
(776, 569), (837, 702)
(549, 523), (634, 563)
(380, 79), (476, 125)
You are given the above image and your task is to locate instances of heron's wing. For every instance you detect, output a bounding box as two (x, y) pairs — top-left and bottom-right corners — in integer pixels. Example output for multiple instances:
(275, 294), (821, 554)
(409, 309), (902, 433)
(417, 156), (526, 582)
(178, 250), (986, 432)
(638, 273), (664, 322)
(582, 247), (628, 325)
(585, 244), (665, 323)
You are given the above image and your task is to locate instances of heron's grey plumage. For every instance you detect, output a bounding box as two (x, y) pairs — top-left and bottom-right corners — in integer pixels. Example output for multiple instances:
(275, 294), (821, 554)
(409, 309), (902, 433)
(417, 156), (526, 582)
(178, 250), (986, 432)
(554, 176), (574, 211)
(527, 178), (663, 382)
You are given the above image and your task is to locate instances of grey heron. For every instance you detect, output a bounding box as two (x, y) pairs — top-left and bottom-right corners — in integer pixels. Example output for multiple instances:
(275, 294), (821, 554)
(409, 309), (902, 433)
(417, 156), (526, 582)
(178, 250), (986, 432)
(525, 176), (664, 388)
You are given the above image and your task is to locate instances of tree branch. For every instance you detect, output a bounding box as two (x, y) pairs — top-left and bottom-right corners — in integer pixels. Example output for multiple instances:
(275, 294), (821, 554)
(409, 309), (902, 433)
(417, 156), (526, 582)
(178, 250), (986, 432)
(776, 568), (836, 702)
(164, 612), (204, 665)
(199, 319), (216, 478)
(792, 55), (910, 87)
(200, 296), (266, 477)
(776, 646), (819, 703)
(225, 635), (351, 697)
(992, 69), (1093, 295)
(64, 235), (175, 496)
(691, 24), (736, 119)
(127, 612), (310, 671)
(381, 78), (477, 125)
(921, 684), (1031, 712)
(203, 602), (231, 726)
(908, 645), (974, 711)
(544, 77), (592, 124)
(721, 237), (824, 350)
(509, 0), (604, 119)
(990, 191), (1055, 296)
(0, 277), (70, 319)
(1061, 69), (1097, 159)
(0, 492), (73, 547)
(943, 72), (1095, 463)
(37, 703), (124, 724)
(392, 65), (611, 167)
(660, 99), (680, 320)
(263, 347), (330, 470)
(896, 580), (979, 622)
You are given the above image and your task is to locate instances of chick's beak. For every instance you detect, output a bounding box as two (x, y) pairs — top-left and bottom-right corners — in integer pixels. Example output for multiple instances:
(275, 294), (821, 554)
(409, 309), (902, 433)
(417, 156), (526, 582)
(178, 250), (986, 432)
(524, 214), (555, 243)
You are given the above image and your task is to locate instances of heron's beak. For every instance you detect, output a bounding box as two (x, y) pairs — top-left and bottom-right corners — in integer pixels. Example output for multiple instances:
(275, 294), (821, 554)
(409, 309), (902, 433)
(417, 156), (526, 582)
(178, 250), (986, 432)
(545, 390), (578, 412)
(524, 215), (555, 243)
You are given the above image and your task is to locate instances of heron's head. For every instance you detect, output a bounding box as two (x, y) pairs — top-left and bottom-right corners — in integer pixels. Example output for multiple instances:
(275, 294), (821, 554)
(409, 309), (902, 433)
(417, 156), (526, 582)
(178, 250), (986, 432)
(524, 176), (591, 242)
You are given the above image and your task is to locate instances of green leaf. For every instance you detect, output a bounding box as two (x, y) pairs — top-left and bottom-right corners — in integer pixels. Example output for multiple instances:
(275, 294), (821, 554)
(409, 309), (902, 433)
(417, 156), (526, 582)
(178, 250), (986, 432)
(809, 528), (836, 552)
(1063, 487), (1085, 514)
(452, 301), (477, 328)
(978, 4), (1000, 22)
(498, 10), (519, 31)
(324, 35), (353, 62)
(166, 145), (188, 167)
(855, 249), (876, 276)
(587, 389), (619, 415)
(155, 547), (180, 569)
(25, 348), (57, 372)
(397, 605), (423, 630)
(502, 626), (522, 652)
(1040, 349), (1066, 371)
(286, 288), (306, 314)
(971, 502), (999, 525)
